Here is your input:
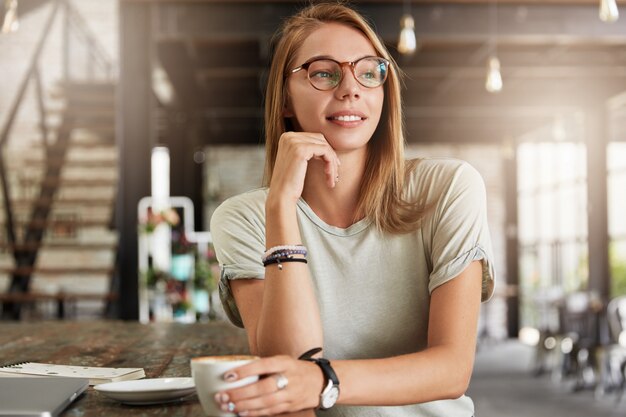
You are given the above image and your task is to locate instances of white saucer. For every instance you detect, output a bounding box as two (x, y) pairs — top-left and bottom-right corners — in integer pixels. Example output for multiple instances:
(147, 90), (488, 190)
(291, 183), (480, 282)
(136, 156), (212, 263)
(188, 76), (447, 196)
(95, 377), (197, 405)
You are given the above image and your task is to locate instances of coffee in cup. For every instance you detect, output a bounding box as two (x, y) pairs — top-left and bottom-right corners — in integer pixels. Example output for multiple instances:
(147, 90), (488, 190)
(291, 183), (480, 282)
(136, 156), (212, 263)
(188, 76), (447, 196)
(191, 355), (259, 416)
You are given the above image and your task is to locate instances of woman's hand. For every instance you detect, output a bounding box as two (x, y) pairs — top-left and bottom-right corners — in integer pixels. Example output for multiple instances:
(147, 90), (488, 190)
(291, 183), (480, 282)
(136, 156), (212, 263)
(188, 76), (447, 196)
(213, 355), (324, 416)
(269, 132), (341, 204)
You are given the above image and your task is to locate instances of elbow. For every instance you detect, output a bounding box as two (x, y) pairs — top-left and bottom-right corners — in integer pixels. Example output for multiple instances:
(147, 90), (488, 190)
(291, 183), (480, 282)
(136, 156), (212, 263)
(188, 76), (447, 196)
(446, 380), (471, 400)
(442, 367), (473, 400)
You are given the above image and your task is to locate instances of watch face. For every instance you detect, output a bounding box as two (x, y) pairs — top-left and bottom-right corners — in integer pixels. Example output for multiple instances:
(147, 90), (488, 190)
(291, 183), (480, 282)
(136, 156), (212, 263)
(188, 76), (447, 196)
(321, 386), (339, 409)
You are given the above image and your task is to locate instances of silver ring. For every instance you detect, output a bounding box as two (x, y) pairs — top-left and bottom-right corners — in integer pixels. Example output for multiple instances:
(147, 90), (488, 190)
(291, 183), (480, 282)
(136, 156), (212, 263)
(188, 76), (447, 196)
(227, 401), (236, 412)
(273, 373), (289, 390)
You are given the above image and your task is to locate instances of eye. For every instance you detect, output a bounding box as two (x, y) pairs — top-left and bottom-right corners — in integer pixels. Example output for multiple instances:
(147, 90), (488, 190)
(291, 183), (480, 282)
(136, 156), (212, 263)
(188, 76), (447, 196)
(310, 70), (335, 79)
(362, 71), (376, 79)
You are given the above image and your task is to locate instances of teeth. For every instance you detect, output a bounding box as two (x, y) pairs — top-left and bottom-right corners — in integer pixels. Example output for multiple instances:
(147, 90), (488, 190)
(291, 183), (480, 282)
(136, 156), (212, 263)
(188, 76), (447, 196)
(333, 115), (362, 122)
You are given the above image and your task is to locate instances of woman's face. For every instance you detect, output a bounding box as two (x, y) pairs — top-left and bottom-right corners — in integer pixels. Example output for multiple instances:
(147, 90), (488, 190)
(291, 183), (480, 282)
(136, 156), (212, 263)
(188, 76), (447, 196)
(285, 23), (384, 153)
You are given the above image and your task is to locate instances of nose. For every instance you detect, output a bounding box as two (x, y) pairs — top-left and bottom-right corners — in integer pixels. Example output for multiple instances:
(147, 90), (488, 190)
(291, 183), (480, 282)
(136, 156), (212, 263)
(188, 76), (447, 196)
(334, 66), (361, 100)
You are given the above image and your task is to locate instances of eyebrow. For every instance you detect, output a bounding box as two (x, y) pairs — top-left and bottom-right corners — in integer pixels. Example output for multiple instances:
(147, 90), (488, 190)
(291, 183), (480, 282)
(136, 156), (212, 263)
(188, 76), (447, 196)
(302, 54), (373, 64)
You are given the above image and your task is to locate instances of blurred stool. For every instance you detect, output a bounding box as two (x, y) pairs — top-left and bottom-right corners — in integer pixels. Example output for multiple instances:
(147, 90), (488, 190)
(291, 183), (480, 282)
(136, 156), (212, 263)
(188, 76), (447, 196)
(556, 291), (603, 391)
(595, 295), (626, 403)
(531, 287), (564, 376)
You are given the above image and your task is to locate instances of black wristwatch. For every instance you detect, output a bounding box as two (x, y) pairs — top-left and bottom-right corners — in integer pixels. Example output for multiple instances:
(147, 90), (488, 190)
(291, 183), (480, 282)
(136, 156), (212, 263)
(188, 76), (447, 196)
(299, 348), (340, 410)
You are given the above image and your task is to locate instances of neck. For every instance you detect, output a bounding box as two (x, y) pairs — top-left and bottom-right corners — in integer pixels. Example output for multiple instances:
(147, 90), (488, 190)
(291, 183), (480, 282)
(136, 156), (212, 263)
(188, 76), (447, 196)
(301, 149), (367, 228)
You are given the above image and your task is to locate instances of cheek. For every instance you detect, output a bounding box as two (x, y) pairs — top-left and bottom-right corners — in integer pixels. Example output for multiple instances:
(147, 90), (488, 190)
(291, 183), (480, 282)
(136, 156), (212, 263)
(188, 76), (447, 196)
(369, 90), (385, 124)
(286, 89), (324, 128)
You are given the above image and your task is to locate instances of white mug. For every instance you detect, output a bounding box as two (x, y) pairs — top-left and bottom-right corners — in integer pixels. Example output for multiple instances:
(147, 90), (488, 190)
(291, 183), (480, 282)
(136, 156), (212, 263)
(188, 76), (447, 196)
(191, 355), (259, 417)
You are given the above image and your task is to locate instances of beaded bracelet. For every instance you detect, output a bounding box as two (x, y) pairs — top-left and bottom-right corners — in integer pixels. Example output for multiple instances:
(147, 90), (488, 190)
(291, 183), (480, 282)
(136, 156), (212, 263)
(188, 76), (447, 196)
(263, 244), (307, 259)
(262, 249), (308, 263)
(263, 257), (308, 270)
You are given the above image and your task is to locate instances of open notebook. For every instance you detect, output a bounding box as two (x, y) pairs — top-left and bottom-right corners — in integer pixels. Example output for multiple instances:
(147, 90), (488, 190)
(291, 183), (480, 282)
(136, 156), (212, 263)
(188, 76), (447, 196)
(0, 362), (145, 385)
(0, 377), (88, 417)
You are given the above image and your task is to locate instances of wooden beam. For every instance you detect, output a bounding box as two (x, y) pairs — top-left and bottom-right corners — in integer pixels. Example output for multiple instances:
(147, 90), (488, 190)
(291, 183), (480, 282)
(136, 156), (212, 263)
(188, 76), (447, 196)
(117, 1), (153, 320)
(143, 2), (626, 43)
(585, 104), (611, 302)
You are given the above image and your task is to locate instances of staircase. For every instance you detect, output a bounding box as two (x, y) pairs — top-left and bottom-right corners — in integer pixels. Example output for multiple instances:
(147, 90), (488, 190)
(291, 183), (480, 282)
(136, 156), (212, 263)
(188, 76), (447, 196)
(0, 81), (118, 320)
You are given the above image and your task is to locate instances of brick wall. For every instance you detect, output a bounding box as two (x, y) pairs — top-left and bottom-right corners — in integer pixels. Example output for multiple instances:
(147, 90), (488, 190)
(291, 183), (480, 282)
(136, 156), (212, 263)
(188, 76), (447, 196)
(0, 1), (118, 318)
(0, 0), (118, 148)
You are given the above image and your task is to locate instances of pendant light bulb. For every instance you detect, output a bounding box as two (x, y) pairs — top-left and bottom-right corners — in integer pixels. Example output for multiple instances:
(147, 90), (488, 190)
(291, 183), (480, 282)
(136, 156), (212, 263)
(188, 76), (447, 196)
(398, 14), (417, 55)
(599, 0), (619, 22)
(485, 56), (503, 93)
(2, 0), (19, 34)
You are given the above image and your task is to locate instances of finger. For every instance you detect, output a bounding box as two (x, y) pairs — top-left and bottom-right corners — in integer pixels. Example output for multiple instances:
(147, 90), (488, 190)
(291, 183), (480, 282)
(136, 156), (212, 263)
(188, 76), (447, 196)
(300, 132), (327, 143)
(224, 356), (290, 381)
(220, 392), (289, 414)
(240, 402), (291, 417)
(224, 374), (287, 403)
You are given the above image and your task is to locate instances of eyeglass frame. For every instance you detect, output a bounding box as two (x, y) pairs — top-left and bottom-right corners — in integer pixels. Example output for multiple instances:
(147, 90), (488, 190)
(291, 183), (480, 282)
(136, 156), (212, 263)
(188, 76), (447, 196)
(288, 56), (391, 91)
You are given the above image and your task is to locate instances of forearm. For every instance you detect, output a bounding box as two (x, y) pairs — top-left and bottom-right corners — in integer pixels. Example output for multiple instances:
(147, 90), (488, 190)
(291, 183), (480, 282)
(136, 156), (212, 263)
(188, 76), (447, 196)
(257, 197), (323, 357)
(335, 264), (483, 406)
(334, 345), (475, 406)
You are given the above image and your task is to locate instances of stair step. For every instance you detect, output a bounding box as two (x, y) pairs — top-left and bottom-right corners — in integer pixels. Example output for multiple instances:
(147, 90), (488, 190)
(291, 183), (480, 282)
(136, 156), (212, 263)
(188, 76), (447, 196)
(22, 158), (117, 168)
(17, 178), (117, 187)
(0, 218), (111, 229)
(29, 138), (117, 153)
(0, 291), (117, 302)
(46, 118), (115, 131)
(0, 266), (114, 276)
(58, 142), (116, 150)
(47, 106), (115, 118)
(10, 197), (114, 207)
(55, 81), (115, 94)
(0, 242), (117, 251)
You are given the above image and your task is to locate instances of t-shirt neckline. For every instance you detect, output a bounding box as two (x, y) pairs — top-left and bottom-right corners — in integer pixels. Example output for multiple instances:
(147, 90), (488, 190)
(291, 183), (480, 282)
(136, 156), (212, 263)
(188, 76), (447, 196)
(296, 197), (371, 237)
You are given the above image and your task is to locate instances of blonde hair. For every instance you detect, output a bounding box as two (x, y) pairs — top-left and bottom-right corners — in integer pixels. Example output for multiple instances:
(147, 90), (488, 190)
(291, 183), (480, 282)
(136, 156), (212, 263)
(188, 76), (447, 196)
(263, 2), (424, 234)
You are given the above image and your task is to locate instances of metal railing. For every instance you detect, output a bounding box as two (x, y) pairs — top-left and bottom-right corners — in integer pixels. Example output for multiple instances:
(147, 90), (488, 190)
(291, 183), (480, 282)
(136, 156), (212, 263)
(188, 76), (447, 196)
(0, 0), (114, 319)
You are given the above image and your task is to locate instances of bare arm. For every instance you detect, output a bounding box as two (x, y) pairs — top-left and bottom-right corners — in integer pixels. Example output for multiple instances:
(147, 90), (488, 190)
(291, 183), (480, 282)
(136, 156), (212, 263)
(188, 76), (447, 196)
(333, 260), (483, 404)
(220, 132), (340, 416)
(231, 132), (339, 358)
(221, 260), (484, 416)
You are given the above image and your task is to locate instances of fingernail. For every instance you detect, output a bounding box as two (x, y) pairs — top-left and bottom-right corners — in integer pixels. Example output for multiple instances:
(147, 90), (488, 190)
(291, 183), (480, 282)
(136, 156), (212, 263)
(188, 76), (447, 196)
(214, 392), (229, 403)
(224, 372), (237, 382)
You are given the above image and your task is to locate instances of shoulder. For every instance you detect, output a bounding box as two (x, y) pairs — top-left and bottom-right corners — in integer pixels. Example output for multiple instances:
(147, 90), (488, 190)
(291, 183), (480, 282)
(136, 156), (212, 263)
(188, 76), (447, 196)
(210, 188), (268, 231)
(406, 157), (485, 201)
(409, 157), (481, 182)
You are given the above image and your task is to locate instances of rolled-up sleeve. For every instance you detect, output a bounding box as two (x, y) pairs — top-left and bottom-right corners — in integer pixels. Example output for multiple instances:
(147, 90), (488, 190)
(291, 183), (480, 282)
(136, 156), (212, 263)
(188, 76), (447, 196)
(427, 163), (496, 302)
(210, 192), (266, 327)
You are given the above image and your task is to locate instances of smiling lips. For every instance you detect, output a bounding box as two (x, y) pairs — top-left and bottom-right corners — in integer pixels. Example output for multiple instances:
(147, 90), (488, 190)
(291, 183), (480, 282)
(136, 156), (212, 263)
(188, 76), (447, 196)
(327, 112), (367, 126)
(331, 115), (363, 121)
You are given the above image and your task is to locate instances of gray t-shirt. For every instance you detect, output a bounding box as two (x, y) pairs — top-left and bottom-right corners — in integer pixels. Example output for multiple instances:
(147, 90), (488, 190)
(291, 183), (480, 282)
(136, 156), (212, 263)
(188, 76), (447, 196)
(210, 158), (496, 417)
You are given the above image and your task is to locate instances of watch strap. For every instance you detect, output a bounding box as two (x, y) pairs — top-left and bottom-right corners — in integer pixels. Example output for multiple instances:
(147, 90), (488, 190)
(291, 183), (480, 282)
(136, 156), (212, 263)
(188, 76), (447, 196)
(298, 347), (322, 360)
(315, 358), (339, 386)
(299, 350), (340, 410)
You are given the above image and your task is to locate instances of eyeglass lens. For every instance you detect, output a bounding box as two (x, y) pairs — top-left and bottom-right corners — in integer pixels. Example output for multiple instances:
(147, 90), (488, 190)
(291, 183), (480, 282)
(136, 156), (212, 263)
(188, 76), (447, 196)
(307, 58), (388, 90)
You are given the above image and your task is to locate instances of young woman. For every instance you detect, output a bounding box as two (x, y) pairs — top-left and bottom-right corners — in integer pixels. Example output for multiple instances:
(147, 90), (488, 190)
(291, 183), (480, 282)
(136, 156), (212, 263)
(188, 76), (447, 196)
(209, 3), (495, 416)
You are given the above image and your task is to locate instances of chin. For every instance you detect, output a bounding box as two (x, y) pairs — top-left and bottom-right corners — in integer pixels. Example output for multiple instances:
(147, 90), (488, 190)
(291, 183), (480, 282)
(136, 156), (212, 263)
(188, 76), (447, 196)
(326, 136), (371, 152)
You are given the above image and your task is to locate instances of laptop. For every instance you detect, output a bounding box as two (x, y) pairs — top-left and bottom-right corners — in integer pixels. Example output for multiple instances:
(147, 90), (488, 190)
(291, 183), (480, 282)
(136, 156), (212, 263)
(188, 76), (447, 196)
(0, 377), (88, 417)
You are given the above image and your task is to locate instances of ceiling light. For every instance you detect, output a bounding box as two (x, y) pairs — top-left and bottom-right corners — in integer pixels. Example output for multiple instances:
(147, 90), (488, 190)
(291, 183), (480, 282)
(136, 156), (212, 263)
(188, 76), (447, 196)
(398, 14), (417, 55)
(152, 65), (175, 105)
(485, 56), (503, 93)
(485, 0), (503, 93)
(2, 0), (19, 34)
(599, 0), (619, 22)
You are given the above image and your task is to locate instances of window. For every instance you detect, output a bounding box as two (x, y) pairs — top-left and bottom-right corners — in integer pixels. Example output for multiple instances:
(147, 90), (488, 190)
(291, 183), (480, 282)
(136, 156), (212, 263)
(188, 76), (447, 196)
(608, 142), (626, 296)
(518, 142), (588, 328)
